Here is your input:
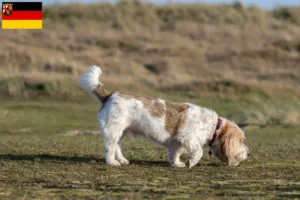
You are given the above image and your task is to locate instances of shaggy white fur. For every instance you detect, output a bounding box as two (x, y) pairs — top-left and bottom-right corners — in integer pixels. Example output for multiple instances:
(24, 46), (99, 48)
(79, 66), (249, 168)
(79, 65), (103, 101)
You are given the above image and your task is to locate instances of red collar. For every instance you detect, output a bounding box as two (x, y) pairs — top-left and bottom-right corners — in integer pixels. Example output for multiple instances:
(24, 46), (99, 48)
(209, 117), (222, 147)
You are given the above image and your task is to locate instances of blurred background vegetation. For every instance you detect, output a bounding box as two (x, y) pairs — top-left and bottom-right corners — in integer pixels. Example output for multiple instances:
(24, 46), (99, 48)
(0, 1), (300, 127)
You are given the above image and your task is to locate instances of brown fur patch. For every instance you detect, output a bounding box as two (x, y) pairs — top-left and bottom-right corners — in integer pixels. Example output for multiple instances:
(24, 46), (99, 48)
(119, 92), (165, 118)
(119, 92), (189, 135)
(93, 85), (112, 104)
(165, 101), (189, 135)
(150, 101), (165, 117)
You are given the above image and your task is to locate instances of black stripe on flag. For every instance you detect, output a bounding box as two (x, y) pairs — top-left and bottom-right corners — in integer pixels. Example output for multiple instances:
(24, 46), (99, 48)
(2, 2), (42, 11)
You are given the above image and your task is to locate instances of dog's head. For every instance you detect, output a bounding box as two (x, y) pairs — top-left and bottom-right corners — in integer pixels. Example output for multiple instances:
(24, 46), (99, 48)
(209, 121), (250, 166)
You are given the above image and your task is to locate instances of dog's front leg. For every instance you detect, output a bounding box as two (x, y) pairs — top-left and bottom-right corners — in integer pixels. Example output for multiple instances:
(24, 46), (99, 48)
(168, 146), (186, 168)
(188, 146), (203, 168)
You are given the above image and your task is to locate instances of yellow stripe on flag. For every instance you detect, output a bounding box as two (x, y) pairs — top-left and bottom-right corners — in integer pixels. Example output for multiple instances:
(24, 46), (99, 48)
(2, 20), (42, 29)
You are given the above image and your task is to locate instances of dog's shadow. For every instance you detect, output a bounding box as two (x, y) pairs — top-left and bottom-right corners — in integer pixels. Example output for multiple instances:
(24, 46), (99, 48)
(0, 154), (170, 167)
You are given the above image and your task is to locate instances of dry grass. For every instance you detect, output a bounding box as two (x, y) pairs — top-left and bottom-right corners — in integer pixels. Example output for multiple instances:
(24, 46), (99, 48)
(230, 103), (300, 127)
(0, 2), (299, 119)
(0, 2), (300, 98)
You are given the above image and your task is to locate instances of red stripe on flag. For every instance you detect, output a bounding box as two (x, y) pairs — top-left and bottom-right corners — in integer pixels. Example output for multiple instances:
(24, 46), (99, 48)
(2, 11), (42, 20)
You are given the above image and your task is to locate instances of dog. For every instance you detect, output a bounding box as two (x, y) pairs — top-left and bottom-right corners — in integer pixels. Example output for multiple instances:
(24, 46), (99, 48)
(79, 66), (250, 168)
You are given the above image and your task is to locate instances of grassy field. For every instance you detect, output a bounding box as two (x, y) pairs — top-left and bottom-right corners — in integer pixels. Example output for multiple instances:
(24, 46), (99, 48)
(0, 100), (300, 199)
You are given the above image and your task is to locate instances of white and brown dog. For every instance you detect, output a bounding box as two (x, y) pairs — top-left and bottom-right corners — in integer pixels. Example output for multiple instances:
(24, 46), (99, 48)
(79, 66), (250, 168)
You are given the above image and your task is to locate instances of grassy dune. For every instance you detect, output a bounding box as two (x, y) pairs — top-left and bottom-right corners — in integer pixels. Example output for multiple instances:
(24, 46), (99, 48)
(0, 2), (300, 199)
(1, 2), (300, 100)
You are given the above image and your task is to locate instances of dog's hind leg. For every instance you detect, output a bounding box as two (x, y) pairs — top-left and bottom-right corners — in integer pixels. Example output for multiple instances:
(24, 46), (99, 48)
(101, 123), (126, 166)
(98, 104), (131, 166)
(103, 135), (121, 166)
(115, 144), (129, 165)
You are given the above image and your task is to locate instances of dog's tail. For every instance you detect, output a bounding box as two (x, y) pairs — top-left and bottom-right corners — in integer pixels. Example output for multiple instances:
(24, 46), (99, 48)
(79, 65), (112, 104)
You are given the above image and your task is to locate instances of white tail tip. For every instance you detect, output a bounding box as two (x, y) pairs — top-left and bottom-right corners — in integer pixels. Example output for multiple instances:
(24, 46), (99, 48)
(79, 65), (102, 94)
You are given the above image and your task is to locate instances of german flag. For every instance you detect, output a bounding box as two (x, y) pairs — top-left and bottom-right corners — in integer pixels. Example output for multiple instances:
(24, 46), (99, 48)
(2, 2), (42, 29)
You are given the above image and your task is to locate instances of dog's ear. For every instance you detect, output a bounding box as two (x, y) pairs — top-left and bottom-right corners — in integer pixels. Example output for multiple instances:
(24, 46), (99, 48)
(218, 122), (241, 166)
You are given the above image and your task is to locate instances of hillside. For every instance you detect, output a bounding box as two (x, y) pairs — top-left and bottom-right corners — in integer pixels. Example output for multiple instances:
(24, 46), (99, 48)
(0, 1), (300, 102)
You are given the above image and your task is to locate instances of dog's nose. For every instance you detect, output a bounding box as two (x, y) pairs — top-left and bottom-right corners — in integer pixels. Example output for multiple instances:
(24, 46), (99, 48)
(247, 151), (251, 156)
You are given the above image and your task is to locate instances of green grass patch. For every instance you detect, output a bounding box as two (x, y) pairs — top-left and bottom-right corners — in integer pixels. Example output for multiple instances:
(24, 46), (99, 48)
(0, 100), (299, 199)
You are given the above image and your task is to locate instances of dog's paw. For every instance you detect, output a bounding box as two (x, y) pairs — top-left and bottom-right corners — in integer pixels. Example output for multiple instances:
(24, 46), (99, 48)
(172, 162), (186, 168)
(119, 158), (130, 165)
(188, 159), (198, 168)
(107, 160), (121, 166)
